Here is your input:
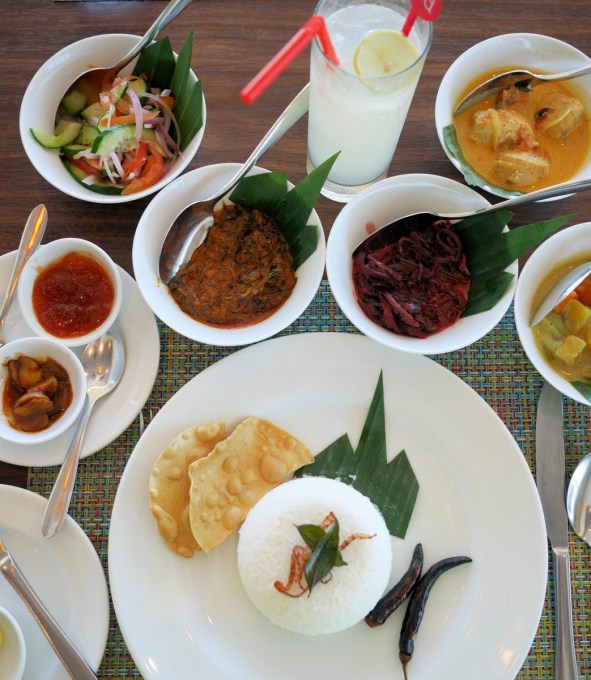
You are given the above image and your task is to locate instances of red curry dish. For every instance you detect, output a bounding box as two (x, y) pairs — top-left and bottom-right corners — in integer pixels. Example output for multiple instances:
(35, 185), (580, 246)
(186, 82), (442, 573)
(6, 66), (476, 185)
(352, 217), (470, 338)
(168, 204), (297, 328)
(32, 251), (115, 339)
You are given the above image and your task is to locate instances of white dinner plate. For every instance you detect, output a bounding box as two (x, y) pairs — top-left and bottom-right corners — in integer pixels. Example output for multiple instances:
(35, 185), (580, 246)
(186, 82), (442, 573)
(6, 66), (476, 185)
(0, 485), (109, 679)
(0, 250), (160, 467)
(109, 333), (547, 680)
(132, 163), (326, 346)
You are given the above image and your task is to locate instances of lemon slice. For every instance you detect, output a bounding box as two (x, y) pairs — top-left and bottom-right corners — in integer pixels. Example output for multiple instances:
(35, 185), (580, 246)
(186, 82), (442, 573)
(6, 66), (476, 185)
(353, 29), (418, 78)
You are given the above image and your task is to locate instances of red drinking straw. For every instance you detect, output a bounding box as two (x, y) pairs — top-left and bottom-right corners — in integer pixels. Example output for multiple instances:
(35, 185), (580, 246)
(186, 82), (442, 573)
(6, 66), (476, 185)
(402, 0), (442, 37)
(240, 15), (339, 105)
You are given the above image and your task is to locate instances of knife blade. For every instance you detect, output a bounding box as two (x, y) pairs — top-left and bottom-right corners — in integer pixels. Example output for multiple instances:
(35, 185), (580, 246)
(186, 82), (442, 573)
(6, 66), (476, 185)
(536, 382), (579, 680)
(0, 537), (97, 680)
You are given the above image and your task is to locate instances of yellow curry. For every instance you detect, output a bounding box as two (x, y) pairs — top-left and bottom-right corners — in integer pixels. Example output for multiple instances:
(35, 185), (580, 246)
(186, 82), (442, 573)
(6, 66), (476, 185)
(532, 252), (591, 382)
(454, 67), (590, 192)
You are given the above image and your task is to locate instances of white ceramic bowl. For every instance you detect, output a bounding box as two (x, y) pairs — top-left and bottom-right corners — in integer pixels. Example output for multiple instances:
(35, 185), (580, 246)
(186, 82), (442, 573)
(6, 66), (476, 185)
(326, 173), (517, 355)
(515, 221), (591, 406)
(435, 33), (591, 198)
(133, 163), (326, 347)
(17, 238), (122, 348)
(19, 33), (206, 204)
(0, 336), (86, 445)
(0, 607), (26, 680)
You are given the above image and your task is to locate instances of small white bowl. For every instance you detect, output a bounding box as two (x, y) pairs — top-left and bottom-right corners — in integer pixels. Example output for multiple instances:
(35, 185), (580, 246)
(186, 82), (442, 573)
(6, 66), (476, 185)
(0, 336), (86, 445)
(0, 607), (26, 680)
(19, 33), (206, 204)
(132, 163), (326, 347)
(515, 221), (591, 406)
(435, 33), (591, 198)
(18, 238), (122, 348)
(326, 173), (517, 355)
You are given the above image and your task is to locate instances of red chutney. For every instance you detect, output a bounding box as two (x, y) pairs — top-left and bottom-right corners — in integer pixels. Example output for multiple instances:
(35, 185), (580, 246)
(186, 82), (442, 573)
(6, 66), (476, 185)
(32, 252), (114, 338)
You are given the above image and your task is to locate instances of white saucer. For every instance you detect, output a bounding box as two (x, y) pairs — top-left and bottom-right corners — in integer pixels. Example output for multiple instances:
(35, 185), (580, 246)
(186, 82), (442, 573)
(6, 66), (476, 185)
(0, 251), (160, 467)
(0, 485), (109, 679)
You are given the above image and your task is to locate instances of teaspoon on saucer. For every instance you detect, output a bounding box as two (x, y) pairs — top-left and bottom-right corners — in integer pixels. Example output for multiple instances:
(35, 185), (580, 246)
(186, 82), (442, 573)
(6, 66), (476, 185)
(567, 451), (591, 547)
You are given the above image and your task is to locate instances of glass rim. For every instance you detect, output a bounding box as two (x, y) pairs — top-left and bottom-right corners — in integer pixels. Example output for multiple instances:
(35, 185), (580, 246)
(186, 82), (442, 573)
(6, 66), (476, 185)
(312, 5), (433, 82)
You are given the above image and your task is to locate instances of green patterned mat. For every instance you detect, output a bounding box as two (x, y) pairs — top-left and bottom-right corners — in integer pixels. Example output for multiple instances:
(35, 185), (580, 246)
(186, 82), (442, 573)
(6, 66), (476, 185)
(27, 280), (591, 679)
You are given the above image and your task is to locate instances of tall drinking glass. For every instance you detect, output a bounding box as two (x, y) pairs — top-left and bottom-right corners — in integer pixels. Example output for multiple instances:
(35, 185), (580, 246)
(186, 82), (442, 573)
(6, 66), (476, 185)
(307, 0), (432, 202)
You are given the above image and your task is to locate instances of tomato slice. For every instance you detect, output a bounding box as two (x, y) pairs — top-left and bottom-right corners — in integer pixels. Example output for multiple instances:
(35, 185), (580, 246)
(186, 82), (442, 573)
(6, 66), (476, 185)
(123, 140), (148, 178)
(121, 148), (164, 195)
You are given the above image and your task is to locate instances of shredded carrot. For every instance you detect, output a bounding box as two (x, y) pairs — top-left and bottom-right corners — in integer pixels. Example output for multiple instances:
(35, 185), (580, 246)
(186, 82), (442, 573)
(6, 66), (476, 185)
(121, 149), (164, 195)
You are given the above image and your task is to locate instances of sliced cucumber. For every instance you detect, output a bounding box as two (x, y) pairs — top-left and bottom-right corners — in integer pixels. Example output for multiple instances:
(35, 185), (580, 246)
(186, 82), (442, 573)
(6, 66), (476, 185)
(61, 89), (86, 115)
(30, 121), (82, 149)
(61, 158), (122, 195)
(108, 80), (129, 105)
(92, 124), (137, 155)
(81, 102), (104, 124)
(128, 77), (149, 102)
(61, 143), (90, 155)
(75, 124), (99, 146)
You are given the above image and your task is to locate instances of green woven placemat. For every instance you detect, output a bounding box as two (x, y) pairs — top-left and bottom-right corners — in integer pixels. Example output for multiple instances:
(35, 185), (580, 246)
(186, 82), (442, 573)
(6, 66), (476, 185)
(27, 280), (591, 679)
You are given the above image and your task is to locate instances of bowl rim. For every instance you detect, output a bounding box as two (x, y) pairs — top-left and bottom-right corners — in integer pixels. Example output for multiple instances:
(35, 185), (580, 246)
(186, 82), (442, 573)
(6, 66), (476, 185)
(515, 220), (591, 406)
(326, 172), (517, 354)
(17, 237), (123, 348)
(435, 32), (591, 198)
(132, 162), (326, 347)
(19, 32), (206, 204)
(0, 605), (26, 680)
(0, 336), (87, 445)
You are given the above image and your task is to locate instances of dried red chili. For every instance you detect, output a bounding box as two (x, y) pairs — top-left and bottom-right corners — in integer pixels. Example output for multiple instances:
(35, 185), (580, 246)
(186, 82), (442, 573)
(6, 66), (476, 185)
(352, 217), (470, 338)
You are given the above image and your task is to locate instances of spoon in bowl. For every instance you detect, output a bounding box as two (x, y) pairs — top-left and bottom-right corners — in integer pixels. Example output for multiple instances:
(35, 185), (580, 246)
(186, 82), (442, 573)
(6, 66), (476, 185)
(353, 174), (591, 257)
(454, 62), (591, 116)
(58, 0), (193, 110)
(567, 452), (591, 547)
(158, 83), (310, 284)
(0, 204), (47, 347)
(42, 330), (125, 538)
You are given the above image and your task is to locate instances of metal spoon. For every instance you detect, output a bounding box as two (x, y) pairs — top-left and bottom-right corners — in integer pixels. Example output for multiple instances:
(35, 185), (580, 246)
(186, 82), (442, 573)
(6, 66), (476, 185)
(353, 174), (591, 256)
(567, 452), (591, 547)
(59, 0), (193, 107)
(530, 261), (591, 327)
(42, 330), (125, 539)
(454, 62), (591, 116)
(0, 204), (47, 346)
(158, 82), (310, 284)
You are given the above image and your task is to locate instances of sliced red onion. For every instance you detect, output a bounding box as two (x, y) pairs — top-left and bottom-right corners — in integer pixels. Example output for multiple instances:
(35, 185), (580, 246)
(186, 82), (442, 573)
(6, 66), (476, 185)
(110, 152), (125, 180)
(141, 91), (182, 150)
(101, 157), (119, 184)
(128, 88), (144, 145)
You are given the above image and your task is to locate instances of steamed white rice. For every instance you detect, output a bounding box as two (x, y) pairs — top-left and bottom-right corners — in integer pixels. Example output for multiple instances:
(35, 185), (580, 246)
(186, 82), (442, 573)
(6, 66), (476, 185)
(237, 476), (392, 635)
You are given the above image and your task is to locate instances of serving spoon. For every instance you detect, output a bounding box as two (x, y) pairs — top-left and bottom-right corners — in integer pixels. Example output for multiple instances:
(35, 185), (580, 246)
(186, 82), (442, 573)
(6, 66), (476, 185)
(529, 261), (591, 327)
(353, 175), (591, 257)
(158, 83), (310, 284)
(42, 330), (125, 539)
(59, 0), (193, 107)
(454, 62), (591, 116)
(567, 452), (591, 548)
(0, 204), (47, 346)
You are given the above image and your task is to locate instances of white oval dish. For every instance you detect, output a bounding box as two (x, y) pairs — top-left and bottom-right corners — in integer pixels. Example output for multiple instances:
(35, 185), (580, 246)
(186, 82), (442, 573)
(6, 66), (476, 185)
(17, 238), (122, 347)
(515, 220), (591, 407)
(326, 173), (516, 354)
(133, 163), (325, 346)
(0, 337), (86, 445)
(19, 33), (206, 204)
(435, 33), (591, 198)
(0, 606), (26, 680)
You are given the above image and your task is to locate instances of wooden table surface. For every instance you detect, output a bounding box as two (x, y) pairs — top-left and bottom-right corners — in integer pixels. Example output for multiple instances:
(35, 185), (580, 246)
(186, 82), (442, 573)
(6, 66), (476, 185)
(1, 0), (590, 487)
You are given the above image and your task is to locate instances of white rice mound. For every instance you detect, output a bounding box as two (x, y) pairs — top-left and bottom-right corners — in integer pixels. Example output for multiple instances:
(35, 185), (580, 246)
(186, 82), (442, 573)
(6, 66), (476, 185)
(237, 476), (392, 636)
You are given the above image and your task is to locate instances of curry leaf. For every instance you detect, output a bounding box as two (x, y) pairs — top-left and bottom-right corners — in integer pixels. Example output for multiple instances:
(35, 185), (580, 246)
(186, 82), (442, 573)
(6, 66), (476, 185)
(133, 30), (204, 151)
(459, 213), (574, 316)
(304, 518), (342, 594)
(229, 153), (339, 269)
(295, 372), (419, 539)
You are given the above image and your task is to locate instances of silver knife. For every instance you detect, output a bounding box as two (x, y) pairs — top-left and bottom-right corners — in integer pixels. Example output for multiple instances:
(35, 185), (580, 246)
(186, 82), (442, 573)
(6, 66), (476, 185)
(0, 537), (97, 680)
(536, 382), (579, 679)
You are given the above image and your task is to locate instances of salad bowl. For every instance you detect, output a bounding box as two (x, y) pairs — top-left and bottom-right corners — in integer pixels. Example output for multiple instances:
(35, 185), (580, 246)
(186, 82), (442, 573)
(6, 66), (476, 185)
(19, 33), (206, 203)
